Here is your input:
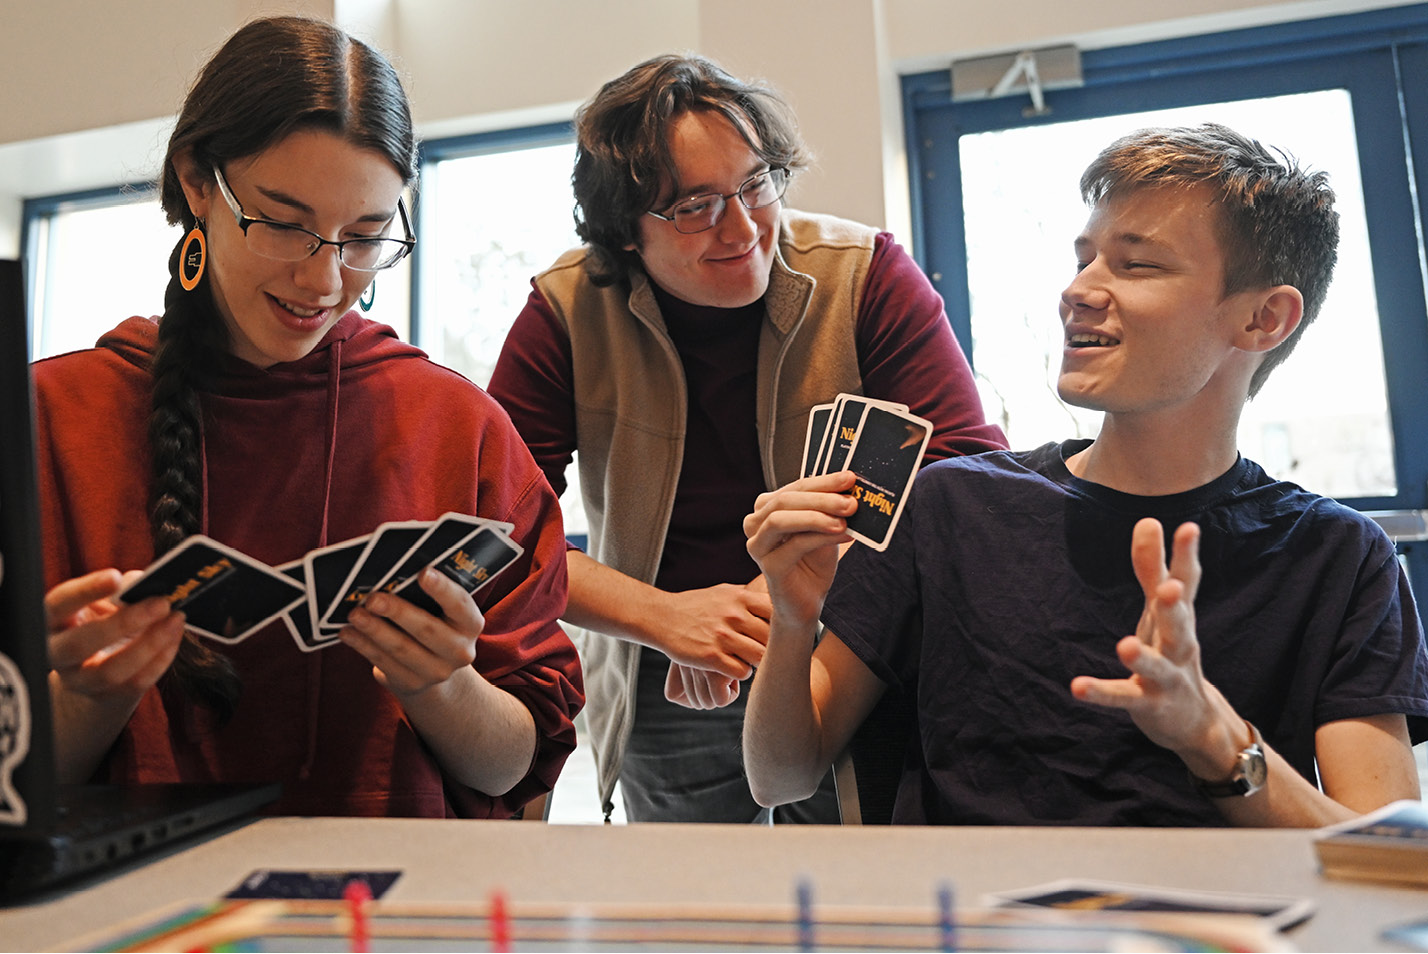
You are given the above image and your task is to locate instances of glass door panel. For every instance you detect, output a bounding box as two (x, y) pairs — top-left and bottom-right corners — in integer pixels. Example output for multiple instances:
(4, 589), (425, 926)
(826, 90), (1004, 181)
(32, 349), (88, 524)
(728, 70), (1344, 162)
(958, 90), (1394, 499)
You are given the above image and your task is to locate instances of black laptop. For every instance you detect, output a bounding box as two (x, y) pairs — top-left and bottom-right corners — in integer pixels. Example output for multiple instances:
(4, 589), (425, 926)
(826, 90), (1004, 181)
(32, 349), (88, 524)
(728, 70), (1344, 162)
(0, 258), (279, 902)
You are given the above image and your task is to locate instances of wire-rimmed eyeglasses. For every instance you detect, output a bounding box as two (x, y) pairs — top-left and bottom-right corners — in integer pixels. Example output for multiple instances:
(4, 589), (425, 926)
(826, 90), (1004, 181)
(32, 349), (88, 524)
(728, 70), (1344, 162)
(645, 168), (789, 234)
(211, 166), (415, 271)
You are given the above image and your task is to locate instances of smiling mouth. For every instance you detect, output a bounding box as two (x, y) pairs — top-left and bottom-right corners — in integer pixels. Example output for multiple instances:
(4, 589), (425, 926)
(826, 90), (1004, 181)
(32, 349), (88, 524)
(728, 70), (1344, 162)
(711, 246), (757, 263)
(1068, 332), (1119, 348)
(273, 296), (326, 319)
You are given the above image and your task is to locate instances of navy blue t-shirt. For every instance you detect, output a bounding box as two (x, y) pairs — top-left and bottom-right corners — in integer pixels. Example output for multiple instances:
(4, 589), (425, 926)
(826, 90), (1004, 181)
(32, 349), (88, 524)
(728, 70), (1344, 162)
(821, 440), (1428, 826)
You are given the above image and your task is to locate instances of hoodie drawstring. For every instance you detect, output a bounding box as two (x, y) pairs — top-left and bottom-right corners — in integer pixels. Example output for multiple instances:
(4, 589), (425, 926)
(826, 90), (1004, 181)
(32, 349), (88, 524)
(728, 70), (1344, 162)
(298, 339), (344, 782)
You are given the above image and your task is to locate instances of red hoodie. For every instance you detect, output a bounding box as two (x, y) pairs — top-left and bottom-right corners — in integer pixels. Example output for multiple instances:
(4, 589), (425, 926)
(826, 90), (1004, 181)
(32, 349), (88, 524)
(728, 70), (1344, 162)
(32, 312), (583, 818)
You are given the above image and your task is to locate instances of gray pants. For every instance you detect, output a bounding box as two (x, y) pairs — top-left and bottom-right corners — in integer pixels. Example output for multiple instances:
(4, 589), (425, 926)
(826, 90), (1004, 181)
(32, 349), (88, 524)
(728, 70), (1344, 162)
(620, 647), (840, 824)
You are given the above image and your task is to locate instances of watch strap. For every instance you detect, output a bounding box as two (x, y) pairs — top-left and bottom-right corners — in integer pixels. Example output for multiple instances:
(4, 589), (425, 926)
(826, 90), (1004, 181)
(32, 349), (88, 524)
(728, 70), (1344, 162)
(1190, 720), (1266, 798)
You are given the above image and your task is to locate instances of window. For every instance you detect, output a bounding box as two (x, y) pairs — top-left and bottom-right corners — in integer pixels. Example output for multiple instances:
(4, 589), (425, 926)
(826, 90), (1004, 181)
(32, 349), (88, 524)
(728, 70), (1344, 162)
(903, 3), (1428, 600)
(416, 123), (586, 536)
(23, 187), (176, 360)
(23, 186), (414, 359)
(415, 123), (578, 388)
(958, 91), (1389, 499)
(24, 125), (583, 530)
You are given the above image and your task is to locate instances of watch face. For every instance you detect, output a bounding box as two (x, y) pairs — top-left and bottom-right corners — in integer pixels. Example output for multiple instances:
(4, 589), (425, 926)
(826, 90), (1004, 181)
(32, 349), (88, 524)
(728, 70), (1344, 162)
(1240, 745), (1268, 791)
(1191, 724), (1269, 798)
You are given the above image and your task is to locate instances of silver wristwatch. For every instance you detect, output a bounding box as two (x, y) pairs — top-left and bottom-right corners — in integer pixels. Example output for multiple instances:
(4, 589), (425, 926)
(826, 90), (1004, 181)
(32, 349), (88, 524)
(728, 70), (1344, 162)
(1191, 721), (1267, 798)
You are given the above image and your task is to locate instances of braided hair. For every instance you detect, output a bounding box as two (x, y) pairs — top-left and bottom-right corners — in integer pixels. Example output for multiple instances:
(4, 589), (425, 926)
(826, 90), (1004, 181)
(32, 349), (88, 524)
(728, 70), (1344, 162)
(150, 16), (417, 717)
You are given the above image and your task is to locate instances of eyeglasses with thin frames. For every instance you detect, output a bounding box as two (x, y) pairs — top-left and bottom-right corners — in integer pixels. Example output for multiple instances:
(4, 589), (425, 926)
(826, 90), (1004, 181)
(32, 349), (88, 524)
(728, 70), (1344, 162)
(645, 168), (789, 234)
(211, 166), (415, 271)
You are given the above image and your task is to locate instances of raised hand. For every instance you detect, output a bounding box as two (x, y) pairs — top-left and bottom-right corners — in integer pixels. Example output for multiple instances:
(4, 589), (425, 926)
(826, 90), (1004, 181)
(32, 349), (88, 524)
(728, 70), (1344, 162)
(1070, 518), (1229, 758)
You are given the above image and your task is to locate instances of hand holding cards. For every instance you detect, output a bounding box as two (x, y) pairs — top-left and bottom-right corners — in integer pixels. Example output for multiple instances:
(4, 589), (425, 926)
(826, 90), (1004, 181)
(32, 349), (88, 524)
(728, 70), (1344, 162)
(118, 512), (523, 653)
(802, 393), (932, 551)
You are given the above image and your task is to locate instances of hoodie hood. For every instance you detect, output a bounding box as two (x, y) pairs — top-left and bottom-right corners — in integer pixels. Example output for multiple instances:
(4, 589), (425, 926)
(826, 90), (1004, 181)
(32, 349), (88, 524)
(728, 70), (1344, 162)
(97, 311), (429, 397)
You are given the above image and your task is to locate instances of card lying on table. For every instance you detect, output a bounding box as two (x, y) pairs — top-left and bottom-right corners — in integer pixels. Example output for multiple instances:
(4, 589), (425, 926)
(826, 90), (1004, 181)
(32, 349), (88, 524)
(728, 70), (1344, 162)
(119, 513), (521, 652)
(984, 878), (1316, 932)
(227, 868), (402, 900)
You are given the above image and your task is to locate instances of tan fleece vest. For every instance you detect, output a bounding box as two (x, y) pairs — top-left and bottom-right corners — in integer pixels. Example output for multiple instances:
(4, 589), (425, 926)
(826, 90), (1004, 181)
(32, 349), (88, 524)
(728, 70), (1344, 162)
(533, 209), (876, 815)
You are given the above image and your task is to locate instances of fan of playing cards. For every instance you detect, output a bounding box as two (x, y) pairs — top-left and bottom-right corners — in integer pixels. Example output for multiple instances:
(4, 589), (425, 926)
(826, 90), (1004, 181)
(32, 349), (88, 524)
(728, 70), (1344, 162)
(802, 393), (933, 552)
(117, 513), (523, 653)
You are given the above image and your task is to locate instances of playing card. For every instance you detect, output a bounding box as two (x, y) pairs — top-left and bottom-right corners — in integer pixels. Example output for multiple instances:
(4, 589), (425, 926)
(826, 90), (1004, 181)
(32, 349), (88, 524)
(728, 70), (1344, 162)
(369, 512), (509, 598)
(387, 526), (522, 617)
(118, 535), (305, 645)
(277, 559), (330, 653)
(816, 394), (909, 476)
(842, 404), (932, 551)
(984, 878), (1316, 931)
(802, 403), (835, 478)
(227, 869), (402, 900)
(815, 394), (865, 475)
(320, 521), (431, 629)
(302, 533), (373, 643)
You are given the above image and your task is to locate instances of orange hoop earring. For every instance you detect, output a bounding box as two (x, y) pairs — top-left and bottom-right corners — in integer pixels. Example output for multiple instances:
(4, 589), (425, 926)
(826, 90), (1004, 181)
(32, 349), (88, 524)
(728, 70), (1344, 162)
(179, 225), (206, 291)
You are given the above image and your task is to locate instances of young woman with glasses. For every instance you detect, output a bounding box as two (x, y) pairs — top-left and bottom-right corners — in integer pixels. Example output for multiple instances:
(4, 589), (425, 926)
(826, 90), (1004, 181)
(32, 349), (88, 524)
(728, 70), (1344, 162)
(31, 15), (583, 819)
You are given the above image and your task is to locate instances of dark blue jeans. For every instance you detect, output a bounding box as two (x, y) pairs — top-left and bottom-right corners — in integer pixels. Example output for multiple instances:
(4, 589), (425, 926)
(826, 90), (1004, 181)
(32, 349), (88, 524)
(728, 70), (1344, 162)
(620, 647), (840, 824)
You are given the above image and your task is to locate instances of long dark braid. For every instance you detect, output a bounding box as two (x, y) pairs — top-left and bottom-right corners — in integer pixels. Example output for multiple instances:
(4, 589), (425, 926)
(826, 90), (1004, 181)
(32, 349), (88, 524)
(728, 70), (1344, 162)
(146, 15), (417, 717)
(148, 236), (242, 718)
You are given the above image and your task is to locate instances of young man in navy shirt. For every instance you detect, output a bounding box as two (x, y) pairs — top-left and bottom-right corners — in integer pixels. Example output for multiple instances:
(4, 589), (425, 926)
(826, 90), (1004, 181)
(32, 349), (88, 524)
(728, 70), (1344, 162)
(743, 124), (1428, 826)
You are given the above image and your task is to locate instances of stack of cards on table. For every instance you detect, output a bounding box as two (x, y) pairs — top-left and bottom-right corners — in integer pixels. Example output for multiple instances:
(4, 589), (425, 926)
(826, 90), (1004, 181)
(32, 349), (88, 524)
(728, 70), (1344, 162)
(1312, 798), (1428, 888)
(117, 513), (522, 653)
(801, 392), (933, 551)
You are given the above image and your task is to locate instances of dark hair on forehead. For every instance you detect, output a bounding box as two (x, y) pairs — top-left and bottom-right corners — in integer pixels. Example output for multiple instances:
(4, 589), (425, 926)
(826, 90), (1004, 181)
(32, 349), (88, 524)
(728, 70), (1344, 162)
(159, 15), (417, 230)
(572, 53), (811, 285)
(1080, 123), (1339, 397)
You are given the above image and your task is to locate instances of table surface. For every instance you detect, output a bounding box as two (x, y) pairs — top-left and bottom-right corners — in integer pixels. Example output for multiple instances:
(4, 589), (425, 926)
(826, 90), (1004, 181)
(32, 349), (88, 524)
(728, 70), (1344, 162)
(3, 817), (1427, 951)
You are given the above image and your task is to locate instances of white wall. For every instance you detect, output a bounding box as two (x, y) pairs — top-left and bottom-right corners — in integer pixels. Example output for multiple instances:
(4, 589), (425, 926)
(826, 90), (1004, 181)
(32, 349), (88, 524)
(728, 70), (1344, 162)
(0, 0), (1415, 256)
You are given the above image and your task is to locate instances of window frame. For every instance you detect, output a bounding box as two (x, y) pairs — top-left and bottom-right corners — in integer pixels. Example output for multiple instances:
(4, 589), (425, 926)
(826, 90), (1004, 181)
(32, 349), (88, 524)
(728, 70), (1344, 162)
(20, 182), (163, 360)
(414, 120), (587, 547)
(902, 2), (1428, 599)
(411, 120), (576, 349)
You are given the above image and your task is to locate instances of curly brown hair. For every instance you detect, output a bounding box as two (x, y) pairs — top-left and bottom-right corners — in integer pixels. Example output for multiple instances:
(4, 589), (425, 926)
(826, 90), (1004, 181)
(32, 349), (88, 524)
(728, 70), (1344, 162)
(572, 53), (811, 285)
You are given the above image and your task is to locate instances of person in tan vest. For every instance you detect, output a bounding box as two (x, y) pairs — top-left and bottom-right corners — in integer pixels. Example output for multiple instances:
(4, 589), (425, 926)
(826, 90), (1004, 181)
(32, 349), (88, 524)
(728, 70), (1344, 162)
(489, 53), (1005, 823)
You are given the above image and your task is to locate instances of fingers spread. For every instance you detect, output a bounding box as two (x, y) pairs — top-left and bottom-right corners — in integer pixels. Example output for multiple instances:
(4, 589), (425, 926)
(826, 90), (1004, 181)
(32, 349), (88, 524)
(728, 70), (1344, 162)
(1069, 674), (1143, 708)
